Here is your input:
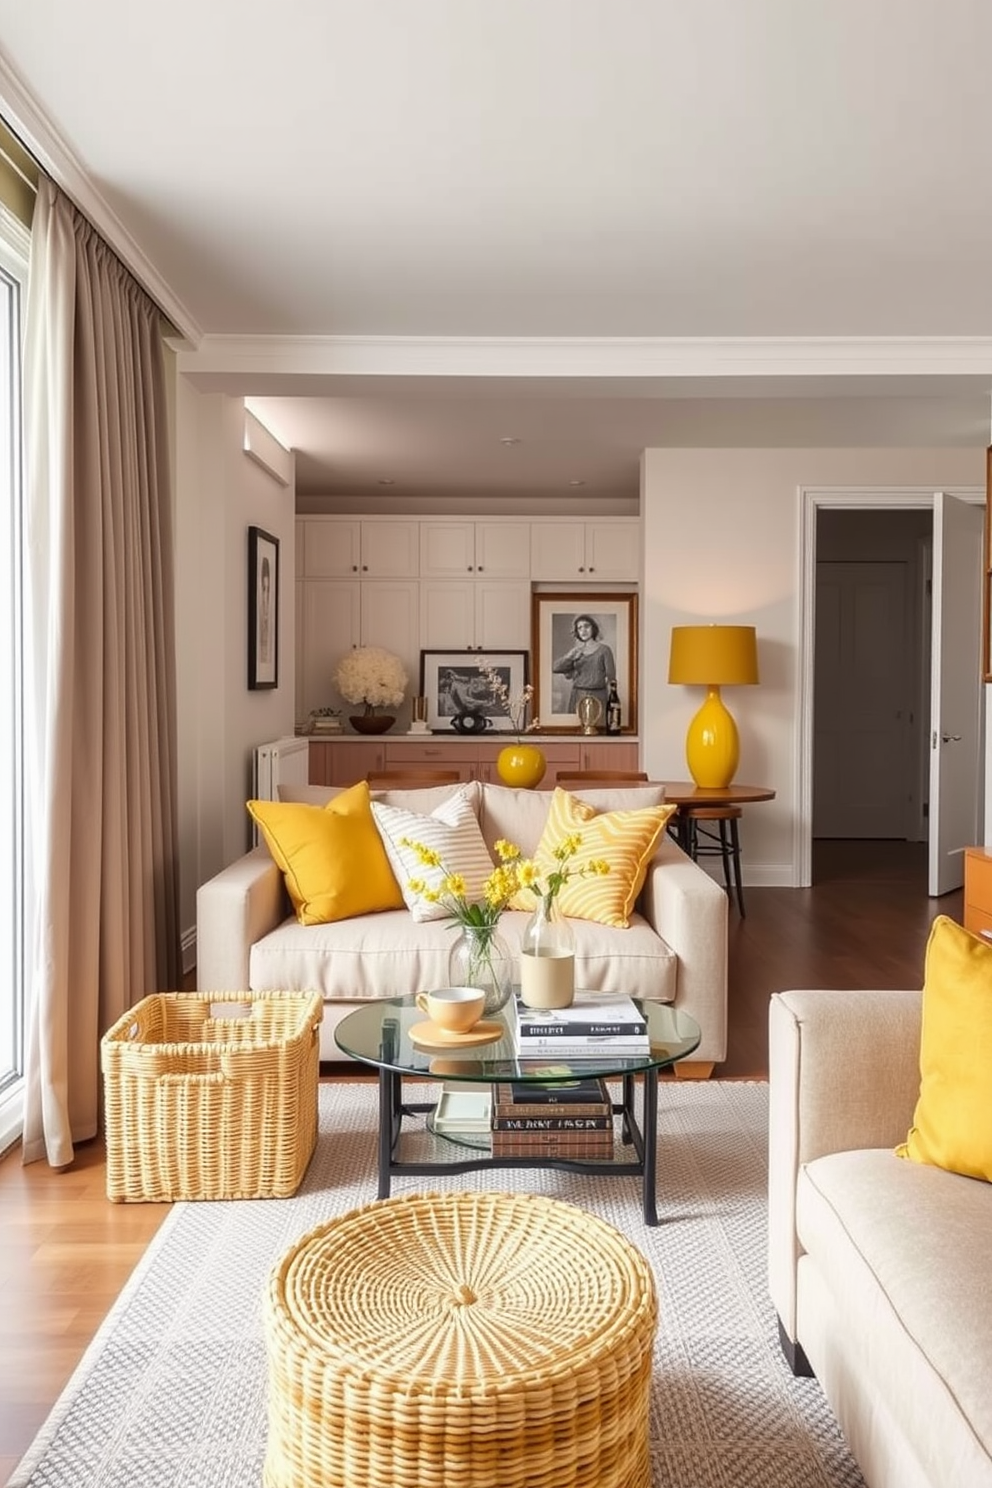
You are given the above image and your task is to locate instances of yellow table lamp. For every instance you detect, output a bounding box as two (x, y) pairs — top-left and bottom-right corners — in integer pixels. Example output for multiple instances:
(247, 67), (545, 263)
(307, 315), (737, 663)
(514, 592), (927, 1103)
(668, 625), (759, 788)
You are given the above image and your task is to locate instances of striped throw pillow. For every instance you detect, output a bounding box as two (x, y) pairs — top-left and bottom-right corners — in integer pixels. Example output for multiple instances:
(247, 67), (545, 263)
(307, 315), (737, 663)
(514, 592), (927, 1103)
(511, 787), (677, 928)
(371, 787), (495, 923)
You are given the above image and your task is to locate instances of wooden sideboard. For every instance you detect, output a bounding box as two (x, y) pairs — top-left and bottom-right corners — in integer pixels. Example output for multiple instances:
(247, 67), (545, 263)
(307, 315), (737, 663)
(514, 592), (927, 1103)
(308, 735), (640, 788)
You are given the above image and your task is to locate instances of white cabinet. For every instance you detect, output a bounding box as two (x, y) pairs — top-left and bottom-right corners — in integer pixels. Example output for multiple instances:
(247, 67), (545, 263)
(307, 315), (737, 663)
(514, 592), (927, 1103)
(530, 520), (640, 581)
(420, 580), (531, 652)
(300, 579), (419, 719)
(302, 518), (419, 578)
(420, 520), (530, 579)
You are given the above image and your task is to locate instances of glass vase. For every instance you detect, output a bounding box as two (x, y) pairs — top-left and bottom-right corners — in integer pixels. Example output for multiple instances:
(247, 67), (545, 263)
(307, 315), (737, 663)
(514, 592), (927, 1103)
(519, 894), (576, 1009)
(447, 924), (514, 1017)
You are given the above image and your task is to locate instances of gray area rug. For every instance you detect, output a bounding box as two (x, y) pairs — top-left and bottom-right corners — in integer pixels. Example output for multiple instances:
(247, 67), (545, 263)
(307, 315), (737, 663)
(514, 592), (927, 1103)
(10, 1080), (865, 1488)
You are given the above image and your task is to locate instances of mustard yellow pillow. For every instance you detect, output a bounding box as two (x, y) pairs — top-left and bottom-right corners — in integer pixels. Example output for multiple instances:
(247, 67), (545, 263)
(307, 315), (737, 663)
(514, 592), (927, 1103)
(896, 914), (992, 1182)
(247, 780), (403, 926)
(510, 787), (676, 928)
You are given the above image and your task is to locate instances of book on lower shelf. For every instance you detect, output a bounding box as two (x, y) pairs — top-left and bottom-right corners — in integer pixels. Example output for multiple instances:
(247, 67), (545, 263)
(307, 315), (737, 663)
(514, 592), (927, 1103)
(490, 1128), (615, 1159)
(492, 1112), (612, 1132)
(494, 1078), (611, 1118)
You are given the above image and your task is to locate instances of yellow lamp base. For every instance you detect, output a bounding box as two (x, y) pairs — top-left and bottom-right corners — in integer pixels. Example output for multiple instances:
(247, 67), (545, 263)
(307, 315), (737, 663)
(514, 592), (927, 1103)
(685, 686), (740, 789)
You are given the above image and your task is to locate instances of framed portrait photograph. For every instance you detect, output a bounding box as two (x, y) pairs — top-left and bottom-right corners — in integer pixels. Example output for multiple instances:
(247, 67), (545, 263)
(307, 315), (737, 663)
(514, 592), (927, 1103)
(531, 591), (638, 734)
(248, 525), (279, 690)
(420, 649), (529, 733)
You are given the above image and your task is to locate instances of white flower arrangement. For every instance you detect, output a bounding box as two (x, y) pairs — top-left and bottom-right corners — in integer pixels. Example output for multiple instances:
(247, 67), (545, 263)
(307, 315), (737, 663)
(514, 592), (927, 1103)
(334, 647), (408, 709)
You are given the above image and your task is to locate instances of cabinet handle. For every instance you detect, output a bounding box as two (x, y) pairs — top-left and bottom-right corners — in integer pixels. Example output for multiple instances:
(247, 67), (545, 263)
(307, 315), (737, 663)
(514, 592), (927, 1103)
(477, 565), (483, 572)
(588, 566), (595, 572)
(352, 564), (359, 572)
(467, 565), (473, 572)
(362, 564), (368, 572)
(578, 565), (585, 572)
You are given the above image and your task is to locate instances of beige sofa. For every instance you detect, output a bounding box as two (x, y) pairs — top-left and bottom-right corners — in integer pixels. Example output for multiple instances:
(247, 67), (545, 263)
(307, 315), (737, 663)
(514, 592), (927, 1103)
(196, 780), (728, 1069)
(768, 989), (992, 1488)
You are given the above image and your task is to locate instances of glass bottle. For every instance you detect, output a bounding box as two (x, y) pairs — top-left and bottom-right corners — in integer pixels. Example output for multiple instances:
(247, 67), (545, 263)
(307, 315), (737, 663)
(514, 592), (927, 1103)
(605, 679), (622, 735)
(447, 923), (514, 1016)
(519, 894), (576, 1009)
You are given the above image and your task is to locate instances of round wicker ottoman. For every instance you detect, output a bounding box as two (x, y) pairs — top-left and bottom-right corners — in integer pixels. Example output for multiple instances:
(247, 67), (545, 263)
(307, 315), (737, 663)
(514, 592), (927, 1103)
(263, 1190), (657, 1488)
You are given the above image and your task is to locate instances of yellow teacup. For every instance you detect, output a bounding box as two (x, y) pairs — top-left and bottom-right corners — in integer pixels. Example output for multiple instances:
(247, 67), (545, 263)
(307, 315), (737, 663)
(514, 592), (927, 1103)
(416, 987), (485, 1034)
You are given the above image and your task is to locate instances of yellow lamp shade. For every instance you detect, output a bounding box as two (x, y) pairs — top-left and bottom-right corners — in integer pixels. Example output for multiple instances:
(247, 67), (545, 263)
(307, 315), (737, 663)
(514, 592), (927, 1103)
(668, 625), (759, 687)
(668, 625), (759, 788)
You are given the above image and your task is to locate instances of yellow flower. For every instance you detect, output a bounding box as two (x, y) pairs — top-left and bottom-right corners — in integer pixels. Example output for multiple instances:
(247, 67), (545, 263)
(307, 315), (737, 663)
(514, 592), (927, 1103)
(494, 838), (521, 862)
(443, 873), (467, 897)
(517, 860), (539, 888)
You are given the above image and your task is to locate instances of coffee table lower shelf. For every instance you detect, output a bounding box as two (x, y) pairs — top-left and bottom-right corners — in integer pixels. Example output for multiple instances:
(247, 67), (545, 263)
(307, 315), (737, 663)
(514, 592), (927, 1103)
(378, 1065), (662, 1225)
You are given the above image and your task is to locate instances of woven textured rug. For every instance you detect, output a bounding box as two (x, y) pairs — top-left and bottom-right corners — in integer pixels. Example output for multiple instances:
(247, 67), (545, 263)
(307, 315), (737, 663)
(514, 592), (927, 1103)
(10, 1079), (865, 1488)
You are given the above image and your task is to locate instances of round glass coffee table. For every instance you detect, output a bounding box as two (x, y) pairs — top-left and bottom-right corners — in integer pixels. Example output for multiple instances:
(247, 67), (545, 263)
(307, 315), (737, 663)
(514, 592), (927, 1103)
(335, 995), (701, 1225)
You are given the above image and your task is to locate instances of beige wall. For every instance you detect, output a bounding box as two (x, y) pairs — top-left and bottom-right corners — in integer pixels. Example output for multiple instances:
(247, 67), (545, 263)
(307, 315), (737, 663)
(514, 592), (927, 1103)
(174, 380), (296, 963)
(641, 447), (986, 887)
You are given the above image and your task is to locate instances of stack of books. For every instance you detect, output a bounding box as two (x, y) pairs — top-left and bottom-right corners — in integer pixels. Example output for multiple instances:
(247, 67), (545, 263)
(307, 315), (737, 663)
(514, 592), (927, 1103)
(512, 992), (650, 1058)
(490, 1077), (614, 1159)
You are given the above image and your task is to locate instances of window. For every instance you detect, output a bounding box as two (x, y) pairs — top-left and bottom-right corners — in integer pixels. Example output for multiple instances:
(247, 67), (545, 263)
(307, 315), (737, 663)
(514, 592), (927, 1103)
(0, 203), (27, 1154)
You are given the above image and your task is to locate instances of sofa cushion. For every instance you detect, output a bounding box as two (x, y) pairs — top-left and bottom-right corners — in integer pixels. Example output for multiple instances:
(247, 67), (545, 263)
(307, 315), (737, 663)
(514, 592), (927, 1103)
(510, 787), (676, 928)
(246, 782), (404, 926)
(797, 1147), (992, 1472)
(248, 907), (677, 1004)
(896, 914), (992, 1183)
(371, 786), (495, 923)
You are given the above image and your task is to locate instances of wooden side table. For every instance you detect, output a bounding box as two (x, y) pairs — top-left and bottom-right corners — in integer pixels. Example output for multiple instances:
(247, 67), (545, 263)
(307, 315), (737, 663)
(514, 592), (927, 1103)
(963, 847), (992, 939)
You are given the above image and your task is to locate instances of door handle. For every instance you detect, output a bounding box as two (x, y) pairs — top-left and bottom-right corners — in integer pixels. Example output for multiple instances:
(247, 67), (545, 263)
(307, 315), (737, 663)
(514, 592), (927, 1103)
(941, 733), (963, 743)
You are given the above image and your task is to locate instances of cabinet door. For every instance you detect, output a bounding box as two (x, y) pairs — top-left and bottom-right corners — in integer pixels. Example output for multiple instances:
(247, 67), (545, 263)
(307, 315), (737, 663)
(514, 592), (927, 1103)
(302, 582), (361, 716)
(530, 522), (587, 580)
(475, 522), (531, 578)
(361, 521), (419, 576)
(303, 519), (362, 577)
(475, 581), (532, 651)
(576, 741), (640, 771)
(420, 522), (477, 577)
(360, 581), (420, 711)
(584, 521), (640, 580)
(420, 581), (478, 651)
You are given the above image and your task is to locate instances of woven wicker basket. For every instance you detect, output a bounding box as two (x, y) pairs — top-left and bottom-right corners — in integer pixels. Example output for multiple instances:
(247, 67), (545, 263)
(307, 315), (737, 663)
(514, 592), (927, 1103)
(101, 990), (322, 1202)
(263, 1190), (657, 1488)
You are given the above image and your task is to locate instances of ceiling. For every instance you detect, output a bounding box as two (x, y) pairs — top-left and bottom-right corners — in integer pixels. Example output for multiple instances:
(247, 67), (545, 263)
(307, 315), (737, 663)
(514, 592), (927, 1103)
(1, 1), (991, 505)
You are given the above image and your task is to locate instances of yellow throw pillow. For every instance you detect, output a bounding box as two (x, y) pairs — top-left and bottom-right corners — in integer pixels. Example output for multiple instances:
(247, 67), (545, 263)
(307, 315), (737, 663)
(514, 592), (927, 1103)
(247, 780), (404, 926)
(511, 787), (676, 928)
(896, 914), (992, 1182)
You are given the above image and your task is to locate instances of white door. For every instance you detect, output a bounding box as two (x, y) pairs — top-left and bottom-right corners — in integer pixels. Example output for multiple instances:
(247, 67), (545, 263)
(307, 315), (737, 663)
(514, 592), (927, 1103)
(813, 561), (912, 837)
(929, 492), (983, 896)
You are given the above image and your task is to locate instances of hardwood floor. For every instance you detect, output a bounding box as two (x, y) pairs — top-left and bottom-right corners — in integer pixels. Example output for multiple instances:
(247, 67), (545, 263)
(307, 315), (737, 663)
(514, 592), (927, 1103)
(0, 842), (961, 1482)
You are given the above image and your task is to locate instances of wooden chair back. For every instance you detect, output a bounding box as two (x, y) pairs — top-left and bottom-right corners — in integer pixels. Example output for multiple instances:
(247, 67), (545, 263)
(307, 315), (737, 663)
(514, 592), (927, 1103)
(366, 769), (462, 789)
(556, 770), (650, 787)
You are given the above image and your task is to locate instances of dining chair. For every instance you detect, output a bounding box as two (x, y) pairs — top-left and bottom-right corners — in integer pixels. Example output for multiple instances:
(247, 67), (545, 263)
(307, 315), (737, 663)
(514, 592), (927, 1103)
(556, 770), (650, 786)
(366, 769), (462, 789)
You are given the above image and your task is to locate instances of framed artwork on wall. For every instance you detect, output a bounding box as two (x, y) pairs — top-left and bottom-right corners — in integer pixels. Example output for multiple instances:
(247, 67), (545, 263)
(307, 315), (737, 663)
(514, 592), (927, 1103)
(420, 649), (529, 733)
(531, 591), (638, 734)
(248, 525), (279, 690)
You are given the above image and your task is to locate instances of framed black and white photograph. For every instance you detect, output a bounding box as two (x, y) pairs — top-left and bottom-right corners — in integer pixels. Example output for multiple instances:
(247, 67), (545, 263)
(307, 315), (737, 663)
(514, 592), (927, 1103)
(420, 649), (529, 733)
(248, 525), (279, 690)
(531, 591), (638, 734)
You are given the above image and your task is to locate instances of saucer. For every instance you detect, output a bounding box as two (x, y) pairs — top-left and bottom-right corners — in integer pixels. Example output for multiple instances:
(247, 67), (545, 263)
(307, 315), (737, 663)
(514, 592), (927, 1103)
(409, 1019), (504, 1051)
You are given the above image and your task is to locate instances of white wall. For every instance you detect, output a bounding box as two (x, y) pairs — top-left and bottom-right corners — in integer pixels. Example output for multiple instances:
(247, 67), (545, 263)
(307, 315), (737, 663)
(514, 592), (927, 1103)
(641, 446), (986, 887)
(174, 381), (296, 963)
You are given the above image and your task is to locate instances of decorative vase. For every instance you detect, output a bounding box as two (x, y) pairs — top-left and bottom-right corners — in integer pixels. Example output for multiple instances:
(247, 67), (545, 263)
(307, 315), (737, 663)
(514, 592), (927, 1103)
(519, 895), (576, 1009)
(447, 924), (514, 1017)
(496, 741), (546, 789)
(350, 708), (396, 735)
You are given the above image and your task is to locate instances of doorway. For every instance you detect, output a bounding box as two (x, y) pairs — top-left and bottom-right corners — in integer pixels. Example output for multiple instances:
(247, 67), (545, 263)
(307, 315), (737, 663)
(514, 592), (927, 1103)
(797, 486), (984, 889)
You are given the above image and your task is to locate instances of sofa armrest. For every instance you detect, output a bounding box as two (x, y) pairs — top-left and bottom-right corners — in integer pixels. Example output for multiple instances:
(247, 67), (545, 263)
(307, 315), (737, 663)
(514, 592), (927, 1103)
(195, 846), (289, 992)
(639, 837), (728, 1064)
(767, 988), (922, 1350)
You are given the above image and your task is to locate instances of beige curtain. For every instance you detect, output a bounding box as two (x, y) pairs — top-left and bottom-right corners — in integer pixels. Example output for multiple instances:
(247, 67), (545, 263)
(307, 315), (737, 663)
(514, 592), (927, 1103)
(22, 177), (180, 1167)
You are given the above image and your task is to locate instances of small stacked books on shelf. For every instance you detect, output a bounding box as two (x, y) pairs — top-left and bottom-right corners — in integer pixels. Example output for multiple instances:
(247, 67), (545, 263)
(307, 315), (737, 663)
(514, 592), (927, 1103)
(490, 1077), (614, 1158)
(512, 992), (650, 1057)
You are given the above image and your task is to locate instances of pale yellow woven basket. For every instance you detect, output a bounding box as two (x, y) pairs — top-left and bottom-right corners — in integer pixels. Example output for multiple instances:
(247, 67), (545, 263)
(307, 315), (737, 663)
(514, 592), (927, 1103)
(263, 1190), (658, 1488)
(101, 990), (322, 1202)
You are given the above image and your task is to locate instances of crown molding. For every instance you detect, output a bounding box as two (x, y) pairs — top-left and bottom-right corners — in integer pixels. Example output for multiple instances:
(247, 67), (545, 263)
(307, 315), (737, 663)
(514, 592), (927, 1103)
(0, 52), (202, 345)
(179, 333), (992, 385)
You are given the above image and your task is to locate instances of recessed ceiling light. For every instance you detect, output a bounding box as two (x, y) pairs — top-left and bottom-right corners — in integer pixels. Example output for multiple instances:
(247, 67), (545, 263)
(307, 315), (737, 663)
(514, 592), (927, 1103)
(377, 478), (396, 485)
(568, 479), (586, 487)
(499, 436), (522, 445)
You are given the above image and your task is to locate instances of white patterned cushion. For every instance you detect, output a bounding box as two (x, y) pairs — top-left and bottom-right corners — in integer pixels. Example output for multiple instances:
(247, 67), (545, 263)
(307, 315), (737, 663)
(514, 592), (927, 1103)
(371, 787), (495, 923)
